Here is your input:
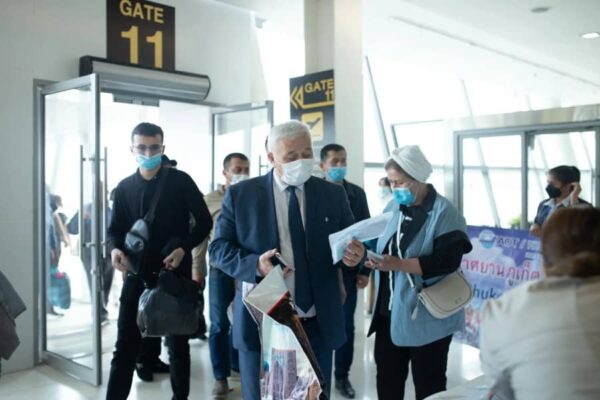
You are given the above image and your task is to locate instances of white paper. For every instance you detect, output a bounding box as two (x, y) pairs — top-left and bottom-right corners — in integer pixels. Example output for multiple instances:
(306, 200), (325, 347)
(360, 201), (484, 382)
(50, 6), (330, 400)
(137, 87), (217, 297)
(328, 212), (394, 263)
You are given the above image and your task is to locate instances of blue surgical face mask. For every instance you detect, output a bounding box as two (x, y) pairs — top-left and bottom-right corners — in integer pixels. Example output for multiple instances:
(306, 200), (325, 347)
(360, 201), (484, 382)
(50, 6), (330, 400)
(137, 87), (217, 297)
(327, 166), (347, 183)
(392, 187), (416, 205)
(136, 153), (162, 170)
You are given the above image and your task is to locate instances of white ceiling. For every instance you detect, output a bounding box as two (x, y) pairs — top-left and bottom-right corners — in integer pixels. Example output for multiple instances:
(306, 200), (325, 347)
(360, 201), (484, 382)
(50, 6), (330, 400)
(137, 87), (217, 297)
(365, 0), (600, 84)
(397, 0), (600, 82)
(363, 0), (600, 107)
(212, 0), (600, 104)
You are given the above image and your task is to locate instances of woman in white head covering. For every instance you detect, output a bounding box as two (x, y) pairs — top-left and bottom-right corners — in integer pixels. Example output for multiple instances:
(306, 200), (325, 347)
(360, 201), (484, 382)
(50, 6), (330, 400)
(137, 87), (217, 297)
(364, 145), (473, 400)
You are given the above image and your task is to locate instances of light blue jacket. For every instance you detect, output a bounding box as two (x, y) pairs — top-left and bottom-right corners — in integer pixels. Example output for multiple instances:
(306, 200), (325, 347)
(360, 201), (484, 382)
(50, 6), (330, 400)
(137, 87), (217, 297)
(370, 193), (467, 347)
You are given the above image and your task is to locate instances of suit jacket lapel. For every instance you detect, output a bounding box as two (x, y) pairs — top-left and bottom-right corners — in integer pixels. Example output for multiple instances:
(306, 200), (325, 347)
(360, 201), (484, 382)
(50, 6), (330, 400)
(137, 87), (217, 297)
(264, 171), (280, 250)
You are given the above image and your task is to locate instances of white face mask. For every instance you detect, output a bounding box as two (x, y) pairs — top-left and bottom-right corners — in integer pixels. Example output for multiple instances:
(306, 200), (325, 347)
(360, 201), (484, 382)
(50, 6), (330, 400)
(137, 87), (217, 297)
(230, 174), (250, 185)
(281, 158), (314, 186)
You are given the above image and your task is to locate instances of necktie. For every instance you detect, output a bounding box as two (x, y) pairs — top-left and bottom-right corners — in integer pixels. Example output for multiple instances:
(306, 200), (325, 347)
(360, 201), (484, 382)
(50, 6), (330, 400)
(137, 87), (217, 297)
(287, 186), (312, 312)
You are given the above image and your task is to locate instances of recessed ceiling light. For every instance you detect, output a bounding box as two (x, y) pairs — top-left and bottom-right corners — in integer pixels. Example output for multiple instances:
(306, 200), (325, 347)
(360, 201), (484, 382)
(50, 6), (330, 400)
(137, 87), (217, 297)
(530, 6), (551, 13)
(581, 32), (600, 39)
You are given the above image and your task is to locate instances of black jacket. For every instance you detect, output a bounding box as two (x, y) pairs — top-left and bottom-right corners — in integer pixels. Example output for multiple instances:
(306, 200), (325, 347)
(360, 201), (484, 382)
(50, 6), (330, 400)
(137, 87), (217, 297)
(107, 167), (212, 277)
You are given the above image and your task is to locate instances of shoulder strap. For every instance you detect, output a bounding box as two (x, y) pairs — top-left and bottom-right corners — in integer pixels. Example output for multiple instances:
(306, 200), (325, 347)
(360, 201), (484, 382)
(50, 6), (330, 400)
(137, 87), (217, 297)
(144, 168), (170, 223)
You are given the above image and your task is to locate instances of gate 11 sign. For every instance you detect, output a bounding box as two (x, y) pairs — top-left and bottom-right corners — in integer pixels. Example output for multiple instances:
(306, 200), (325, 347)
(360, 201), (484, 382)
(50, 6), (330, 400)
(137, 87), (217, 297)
(290, 70), (335, 144)
(107, 0), (175, 71)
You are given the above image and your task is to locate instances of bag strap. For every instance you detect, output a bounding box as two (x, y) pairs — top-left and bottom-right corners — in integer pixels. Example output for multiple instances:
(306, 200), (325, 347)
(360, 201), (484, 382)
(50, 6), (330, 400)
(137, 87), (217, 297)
(388, 211), (418, 291)
(144, 167), (170, 224)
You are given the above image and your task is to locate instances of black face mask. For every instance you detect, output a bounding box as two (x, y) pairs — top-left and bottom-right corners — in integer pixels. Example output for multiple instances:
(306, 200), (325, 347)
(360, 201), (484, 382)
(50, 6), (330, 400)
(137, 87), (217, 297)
(545, 184), (562, 199)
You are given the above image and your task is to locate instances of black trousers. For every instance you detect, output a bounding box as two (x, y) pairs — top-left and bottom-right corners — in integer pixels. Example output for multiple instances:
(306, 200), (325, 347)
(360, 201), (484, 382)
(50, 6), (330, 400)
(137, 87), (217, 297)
(106, 274), (190, 400)
(137, 336), (162, 365)
(373, 315), (452, 400)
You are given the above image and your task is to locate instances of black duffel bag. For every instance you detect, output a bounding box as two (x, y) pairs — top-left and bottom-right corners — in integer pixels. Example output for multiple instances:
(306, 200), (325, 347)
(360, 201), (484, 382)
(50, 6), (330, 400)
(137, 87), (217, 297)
(137, 269), (201, 337)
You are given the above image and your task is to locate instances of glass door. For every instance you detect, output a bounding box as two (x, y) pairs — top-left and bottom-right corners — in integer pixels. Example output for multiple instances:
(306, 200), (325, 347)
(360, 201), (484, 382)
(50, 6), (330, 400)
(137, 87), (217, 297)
(211, 101), (273, 187)
(458, 134), (524, 228)
(37, 74), (103, 385)
(455, 126), (599, 231)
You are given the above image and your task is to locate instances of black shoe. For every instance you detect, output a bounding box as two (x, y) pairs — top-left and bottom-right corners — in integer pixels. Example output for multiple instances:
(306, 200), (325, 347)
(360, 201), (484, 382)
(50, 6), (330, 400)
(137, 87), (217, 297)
(135, 363), (154, 382)
(335, 378), (356, 399)
(151, 359), (170, 373)
(47, 307), (63, 316)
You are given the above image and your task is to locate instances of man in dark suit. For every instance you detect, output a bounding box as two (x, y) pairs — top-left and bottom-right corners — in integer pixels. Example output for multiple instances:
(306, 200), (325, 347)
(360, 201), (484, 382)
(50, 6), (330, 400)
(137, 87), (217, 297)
(320, 143), (371, 399)
(209, 121), (365, 400)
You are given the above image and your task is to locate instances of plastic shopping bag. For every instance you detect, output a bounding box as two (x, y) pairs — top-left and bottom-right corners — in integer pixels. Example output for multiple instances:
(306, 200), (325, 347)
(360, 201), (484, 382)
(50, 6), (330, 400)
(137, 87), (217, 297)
(243, 268), (326, 400)
(48, 266), (71, 310)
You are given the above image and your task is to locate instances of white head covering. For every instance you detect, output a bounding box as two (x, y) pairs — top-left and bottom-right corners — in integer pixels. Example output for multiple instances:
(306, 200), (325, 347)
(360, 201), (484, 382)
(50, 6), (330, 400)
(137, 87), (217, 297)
(389, 145), (432, 182)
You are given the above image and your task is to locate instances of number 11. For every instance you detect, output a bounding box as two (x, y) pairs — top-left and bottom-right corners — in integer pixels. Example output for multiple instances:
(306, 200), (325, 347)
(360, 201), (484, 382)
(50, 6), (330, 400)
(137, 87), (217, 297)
(120, 26), (163, 69)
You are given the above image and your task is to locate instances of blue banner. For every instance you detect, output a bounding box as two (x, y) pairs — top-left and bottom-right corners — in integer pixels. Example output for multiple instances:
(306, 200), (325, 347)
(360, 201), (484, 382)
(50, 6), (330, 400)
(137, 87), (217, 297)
(457, 226), (544, 347)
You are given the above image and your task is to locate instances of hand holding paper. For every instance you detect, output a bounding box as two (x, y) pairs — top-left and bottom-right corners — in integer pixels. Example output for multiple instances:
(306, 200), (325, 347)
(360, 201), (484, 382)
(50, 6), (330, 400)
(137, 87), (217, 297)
(343, 239), (365, 267)
(329, 212), (394, 264)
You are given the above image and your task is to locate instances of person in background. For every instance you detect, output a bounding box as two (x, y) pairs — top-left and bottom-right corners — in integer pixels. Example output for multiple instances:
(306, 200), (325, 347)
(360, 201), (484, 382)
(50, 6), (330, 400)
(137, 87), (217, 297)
(319, 143), (371, 399)
(45, 188), (63, 316)
(364, 145), (472, 400)
(209, 121), (365, 399)
(379, 176), (391, 199)
(480, 207), (600, 400)
(50, 195), (70, 248)
(192, 152), (249, 397)
(530, 165), (590, 236)
(105, 122), (212, 400)
(66, 189), (113, 324)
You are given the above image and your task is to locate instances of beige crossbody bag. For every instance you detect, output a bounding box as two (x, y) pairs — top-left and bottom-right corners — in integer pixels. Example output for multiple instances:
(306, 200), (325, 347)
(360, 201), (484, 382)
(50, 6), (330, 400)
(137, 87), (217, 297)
(394, 213), (473, 320)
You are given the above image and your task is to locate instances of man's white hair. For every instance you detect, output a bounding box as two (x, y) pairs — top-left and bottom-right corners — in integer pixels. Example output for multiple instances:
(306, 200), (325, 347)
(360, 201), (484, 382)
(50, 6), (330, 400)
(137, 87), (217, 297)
(267, 120), (312, 152)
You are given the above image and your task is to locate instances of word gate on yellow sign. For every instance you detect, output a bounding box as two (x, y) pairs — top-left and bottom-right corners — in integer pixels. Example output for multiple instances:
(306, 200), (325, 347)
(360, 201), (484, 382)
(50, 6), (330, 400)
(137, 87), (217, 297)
(290, 70), (335, 145)
(107, 0), (175, 70)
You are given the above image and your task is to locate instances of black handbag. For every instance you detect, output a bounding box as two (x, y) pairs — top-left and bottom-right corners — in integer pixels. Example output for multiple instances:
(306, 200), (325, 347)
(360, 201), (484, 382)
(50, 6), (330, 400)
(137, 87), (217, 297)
(136, 269), (201, 337)
(124, 168), (169, 273)
(158, 269), (201, 303)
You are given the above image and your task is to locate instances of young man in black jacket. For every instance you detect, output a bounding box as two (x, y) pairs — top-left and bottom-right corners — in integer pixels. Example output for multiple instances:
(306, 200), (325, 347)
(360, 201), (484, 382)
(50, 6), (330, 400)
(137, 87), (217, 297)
(106, 122), (212, 400)
(320, 143), (371, 399)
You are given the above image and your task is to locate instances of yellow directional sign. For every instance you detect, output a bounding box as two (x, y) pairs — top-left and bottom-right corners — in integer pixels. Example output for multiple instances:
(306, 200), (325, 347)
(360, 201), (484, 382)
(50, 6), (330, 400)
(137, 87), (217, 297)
(290, 69), (335, 144)
(290, 84), (334, 110)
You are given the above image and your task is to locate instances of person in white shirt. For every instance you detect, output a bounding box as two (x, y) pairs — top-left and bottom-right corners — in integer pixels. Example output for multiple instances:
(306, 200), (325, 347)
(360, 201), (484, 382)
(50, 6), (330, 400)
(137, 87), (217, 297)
(480, 207), (600, 400)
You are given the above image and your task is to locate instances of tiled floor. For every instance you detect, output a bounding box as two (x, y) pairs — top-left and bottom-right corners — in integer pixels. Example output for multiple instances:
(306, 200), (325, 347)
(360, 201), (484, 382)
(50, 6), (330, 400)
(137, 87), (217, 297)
(1, 293), (483, 399)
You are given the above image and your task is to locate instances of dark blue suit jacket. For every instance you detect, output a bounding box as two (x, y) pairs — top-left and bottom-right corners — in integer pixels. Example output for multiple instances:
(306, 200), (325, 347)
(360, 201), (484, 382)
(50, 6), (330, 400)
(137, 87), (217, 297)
(209, 171), (356, 352)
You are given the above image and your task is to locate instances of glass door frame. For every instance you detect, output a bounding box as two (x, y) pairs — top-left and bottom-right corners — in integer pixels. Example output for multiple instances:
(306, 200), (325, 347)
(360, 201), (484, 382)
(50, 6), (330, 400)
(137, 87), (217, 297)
(210, 101), (274, 190)
(35, 73), (103, 385)
(454, 122), (600, 230)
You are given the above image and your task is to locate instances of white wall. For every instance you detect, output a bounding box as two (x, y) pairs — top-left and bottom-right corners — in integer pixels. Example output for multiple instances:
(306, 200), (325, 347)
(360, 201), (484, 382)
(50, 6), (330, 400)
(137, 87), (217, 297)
(0, 0), (266, 373)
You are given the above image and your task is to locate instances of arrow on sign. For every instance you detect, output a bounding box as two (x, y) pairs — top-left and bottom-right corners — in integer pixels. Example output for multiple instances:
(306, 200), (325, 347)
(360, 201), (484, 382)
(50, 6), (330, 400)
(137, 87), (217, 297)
(290, 85), (334, 110)
(290, 85), (303, 109)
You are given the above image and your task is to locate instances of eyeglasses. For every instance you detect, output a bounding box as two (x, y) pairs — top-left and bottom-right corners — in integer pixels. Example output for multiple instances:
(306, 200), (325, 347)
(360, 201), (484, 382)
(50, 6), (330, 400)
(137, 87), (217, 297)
(133, 144), (163, 154)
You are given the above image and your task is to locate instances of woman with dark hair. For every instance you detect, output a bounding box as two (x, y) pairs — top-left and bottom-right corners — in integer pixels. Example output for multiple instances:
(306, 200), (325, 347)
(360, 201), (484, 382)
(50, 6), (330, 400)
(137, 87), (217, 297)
(364, 145), (472, 400)
(480, 207), (600, 399)
(530, 165), (590, 236)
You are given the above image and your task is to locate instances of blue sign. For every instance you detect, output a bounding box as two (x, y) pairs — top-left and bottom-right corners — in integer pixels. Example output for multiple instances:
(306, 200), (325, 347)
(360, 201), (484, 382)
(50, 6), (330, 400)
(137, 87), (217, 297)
(457, 226), (544, 347)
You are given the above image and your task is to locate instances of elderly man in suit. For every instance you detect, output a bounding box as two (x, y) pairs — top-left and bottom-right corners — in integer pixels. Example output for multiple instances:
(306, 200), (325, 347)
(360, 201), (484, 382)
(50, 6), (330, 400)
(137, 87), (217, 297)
(209, 121), (365, 399)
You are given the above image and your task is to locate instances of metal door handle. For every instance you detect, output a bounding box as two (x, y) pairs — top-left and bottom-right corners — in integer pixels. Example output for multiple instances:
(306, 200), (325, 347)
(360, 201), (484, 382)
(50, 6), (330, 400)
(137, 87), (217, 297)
(79, 145), (85, 259)
(102, 147), (108, 259)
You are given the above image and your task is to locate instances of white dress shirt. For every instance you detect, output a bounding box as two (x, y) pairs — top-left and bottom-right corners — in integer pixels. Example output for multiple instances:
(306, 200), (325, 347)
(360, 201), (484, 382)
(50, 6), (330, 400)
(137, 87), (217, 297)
(272, 172), (316, 318)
